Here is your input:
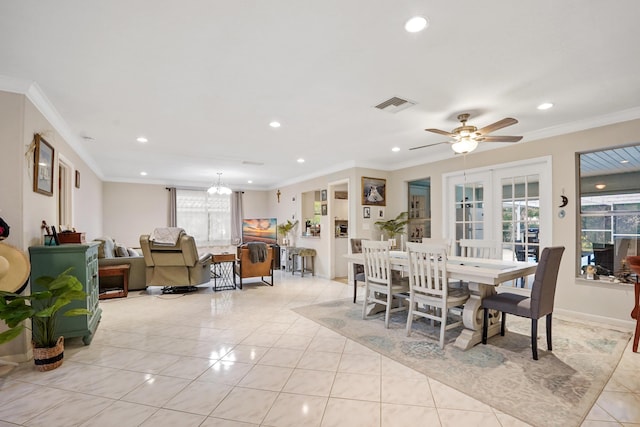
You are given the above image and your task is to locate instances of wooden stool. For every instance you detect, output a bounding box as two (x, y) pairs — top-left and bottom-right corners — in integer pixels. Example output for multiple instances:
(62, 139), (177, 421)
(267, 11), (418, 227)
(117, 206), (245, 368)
(290, 248), (316, 277)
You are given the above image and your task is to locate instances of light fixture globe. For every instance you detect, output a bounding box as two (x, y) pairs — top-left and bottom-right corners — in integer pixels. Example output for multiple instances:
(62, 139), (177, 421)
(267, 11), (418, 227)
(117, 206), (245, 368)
(208, 172), (233, 195)
(451, 138), (478, 154)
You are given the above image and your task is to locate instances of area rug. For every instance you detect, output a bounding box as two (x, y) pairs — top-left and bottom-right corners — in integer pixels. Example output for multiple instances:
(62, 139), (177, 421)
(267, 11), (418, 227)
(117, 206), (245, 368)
(293, 299), (631, 427)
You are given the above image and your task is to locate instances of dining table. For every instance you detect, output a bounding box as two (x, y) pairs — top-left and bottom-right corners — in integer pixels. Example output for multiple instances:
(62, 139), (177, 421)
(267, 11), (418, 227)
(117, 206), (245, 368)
(345, 251), (538, 350)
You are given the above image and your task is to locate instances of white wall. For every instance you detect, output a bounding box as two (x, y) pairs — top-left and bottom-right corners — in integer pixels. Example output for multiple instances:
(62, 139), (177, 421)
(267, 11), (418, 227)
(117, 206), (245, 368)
(102, 182), (168, 247)
(102, 184), (270, 248)
(22, 99), (103, 247)
(242, 190), (270, 219)
(0, 91), (103, 360)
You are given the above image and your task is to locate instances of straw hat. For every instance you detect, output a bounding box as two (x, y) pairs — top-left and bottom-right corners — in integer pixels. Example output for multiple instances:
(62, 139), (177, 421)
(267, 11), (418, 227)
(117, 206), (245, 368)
(0, 243), (30, 294)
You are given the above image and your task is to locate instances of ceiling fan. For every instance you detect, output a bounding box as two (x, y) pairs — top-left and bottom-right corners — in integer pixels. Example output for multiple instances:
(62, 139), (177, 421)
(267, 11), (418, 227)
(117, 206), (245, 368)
(410, 113), (523, 154)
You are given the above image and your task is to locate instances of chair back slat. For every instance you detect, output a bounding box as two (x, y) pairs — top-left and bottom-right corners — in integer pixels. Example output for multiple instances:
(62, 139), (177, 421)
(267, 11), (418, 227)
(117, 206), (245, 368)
(458, 239), (500, 259)
(362, 240), (392, 286)
(406, 241), (448, 298)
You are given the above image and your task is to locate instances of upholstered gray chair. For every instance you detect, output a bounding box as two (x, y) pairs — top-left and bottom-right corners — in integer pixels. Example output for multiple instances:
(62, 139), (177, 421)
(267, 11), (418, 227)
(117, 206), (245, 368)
(481, 246), (565, 360)
(350, 238), (366, 303)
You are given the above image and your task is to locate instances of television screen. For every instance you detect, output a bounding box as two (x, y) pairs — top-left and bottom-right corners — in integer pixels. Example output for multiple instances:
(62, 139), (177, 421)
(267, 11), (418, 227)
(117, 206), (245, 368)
(242, 218), (277, 245)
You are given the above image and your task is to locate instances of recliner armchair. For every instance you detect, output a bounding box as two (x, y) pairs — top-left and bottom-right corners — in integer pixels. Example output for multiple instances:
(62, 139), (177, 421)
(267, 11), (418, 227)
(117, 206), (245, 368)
(140, 232), (212, 293)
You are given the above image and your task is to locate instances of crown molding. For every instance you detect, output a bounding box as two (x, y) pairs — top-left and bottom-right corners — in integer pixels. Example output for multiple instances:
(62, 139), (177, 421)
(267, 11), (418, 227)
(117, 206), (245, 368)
(0, 75), (104, 180)
(525, 106), (640, 143)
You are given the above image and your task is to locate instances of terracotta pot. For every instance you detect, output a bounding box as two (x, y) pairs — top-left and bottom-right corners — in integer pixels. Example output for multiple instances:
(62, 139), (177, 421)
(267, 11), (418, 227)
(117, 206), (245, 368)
(33, 336), (64, 372)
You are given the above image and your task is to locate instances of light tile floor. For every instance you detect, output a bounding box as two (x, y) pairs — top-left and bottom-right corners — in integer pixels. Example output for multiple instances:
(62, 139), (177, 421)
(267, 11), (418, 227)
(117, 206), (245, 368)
(1, 272), (639, 427)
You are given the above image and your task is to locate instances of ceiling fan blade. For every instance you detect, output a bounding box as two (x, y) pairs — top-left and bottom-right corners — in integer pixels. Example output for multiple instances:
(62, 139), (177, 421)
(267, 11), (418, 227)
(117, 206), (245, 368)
(409, 141), (449, 151)
(425, 128), (457, 138)
(476, 135), (523, 143)
(476, 118), (518, 135)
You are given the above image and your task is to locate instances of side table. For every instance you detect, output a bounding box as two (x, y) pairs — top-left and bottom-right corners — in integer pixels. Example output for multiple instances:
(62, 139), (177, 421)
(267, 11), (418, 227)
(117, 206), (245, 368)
(98, 264), (129, 300)
(212, 253), (237, 291)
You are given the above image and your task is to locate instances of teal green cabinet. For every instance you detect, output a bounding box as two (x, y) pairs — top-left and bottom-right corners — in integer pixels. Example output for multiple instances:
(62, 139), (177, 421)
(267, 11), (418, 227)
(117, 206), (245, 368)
(29, 243), (102, 345)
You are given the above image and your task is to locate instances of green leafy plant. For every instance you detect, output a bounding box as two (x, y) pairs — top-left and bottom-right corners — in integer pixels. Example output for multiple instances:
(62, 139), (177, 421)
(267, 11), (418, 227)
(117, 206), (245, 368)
(375, 211), (409, 240)
(0, 268), (90, 347)
(277, 220), (299, 238)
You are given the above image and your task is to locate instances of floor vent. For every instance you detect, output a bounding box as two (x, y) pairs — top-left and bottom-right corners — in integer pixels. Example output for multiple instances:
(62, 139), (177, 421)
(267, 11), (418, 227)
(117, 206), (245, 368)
(374, 96), (416, 113)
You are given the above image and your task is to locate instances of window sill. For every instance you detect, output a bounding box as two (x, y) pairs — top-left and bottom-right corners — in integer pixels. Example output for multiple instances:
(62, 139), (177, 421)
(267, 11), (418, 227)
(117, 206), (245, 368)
(575, 276), (635, 287)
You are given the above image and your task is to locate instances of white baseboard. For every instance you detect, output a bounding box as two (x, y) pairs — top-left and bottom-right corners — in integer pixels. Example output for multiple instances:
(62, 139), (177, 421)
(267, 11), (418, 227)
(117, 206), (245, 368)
(555, 308), (635, 332)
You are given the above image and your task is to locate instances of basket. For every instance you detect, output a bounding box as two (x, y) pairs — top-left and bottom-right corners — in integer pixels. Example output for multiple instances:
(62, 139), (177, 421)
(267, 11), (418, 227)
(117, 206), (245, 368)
(33, 336), (64, 371)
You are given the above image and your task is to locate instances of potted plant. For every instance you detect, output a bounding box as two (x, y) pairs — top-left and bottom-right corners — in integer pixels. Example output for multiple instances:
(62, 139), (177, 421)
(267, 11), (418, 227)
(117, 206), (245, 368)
(277, 220), (298, 246)
(375, 211), (409, 248)
(0, 267), (90, 371)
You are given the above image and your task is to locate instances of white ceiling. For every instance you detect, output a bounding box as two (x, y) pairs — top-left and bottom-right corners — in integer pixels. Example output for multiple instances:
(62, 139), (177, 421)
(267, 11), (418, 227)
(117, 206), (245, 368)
(2, 1), (640, 190)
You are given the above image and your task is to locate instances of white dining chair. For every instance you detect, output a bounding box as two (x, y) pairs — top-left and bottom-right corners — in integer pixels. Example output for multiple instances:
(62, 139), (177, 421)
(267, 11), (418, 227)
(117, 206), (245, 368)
(458, 239), (501, 259)
(422, 238), (453, 255)
(405, 241), (470, 348)
(361, 240), (409, 328)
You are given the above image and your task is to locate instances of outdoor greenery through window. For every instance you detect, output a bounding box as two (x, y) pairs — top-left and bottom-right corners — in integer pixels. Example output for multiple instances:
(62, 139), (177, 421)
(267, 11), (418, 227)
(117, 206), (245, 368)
(579, 145), (640, 281)
(176, 189), (231, 246)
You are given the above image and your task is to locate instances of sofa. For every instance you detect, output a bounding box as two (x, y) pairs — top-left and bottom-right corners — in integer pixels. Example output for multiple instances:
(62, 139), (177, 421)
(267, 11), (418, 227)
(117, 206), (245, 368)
(93, 237), (147, 291)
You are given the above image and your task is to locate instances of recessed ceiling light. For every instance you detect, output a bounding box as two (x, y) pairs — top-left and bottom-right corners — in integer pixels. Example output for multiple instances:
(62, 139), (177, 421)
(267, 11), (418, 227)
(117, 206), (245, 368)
(297, 158), (305, 163)
(620, 159), (630, 164)
(269, 121), (281, 128)
(392, 147), (400, 152)
(405, 16), (428, 33)
(595, 183), (606, 190)
(136, 136), (148, 143)
(247, 180), (253, 184)
(140, 171), (147, 176)
(537, 103), (554, 110)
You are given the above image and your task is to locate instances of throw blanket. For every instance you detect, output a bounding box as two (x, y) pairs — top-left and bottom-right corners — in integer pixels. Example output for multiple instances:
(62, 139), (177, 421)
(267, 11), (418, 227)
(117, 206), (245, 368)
(247, 242), (268, 263)
(150, 227), (185, 245)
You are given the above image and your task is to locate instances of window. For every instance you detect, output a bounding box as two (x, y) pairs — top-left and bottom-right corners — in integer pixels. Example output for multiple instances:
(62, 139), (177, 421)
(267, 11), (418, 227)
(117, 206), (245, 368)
(407, 179), (431, 242)
(176, 189), (231, 246)
(579, 145), (640, 280)
(501, 174), (540, 264)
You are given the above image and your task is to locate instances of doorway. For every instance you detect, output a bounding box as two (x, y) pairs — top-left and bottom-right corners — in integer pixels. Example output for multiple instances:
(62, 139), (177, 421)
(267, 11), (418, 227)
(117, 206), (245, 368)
(58, 155), (74, 229)
(328, 179), (350, 280)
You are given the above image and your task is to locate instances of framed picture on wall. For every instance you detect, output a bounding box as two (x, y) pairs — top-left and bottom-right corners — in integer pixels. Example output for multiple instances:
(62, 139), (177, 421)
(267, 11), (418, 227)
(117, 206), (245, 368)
(362, 176), (386, 206)
(33, 134), (54, 196)
(321, 189), (327, 201)
(75, 170), (81, 189)
(363, 207), (371, 219)
(321, 204), (328, 216)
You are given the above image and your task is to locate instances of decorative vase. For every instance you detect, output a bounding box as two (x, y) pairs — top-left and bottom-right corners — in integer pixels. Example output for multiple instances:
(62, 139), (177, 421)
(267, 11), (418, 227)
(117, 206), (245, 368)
(33, 336), (64, 371)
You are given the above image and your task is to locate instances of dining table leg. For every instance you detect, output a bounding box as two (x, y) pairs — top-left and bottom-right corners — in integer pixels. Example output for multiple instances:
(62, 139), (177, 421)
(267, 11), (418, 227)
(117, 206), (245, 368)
(454, 281), (502, 350)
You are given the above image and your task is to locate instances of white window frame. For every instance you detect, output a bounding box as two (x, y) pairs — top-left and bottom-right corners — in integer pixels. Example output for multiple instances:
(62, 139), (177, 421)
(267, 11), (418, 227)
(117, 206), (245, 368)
(443, 156), (553, 261)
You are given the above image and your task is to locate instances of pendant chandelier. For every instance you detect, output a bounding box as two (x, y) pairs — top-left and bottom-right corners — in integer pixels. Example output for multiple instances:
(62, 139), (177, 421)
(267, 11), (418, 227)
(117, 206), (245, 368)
(207, 172), (232, 195)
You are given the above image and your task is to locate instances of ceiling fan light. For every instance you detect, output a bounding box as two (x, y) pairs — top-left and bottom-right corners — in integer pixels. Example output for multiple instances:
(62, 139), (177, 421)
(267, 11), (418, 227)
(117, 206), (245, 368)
(451, 138), (478, 154)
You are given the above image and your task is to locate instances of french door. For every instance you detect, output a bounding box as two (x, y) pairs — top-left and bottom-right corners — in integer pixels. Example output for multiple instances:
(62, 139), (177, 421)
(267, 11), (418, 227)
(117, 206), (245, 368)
(444, 157), (552, 288)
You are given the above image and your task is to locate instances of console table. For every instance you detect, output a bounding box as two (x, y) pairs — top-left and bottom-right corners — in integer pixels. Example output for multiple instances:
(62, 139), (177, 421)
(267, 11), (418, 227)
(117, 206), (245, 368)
(29, 243), (102, 345)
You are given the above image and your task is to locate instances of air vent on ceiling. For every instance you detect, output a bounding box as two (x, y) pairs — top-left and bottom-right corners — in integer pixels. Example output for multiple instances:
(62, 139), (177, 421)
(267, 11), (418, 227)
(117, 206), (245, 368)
(374, 96), (416, 113)
(242, 160), (264, 166)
